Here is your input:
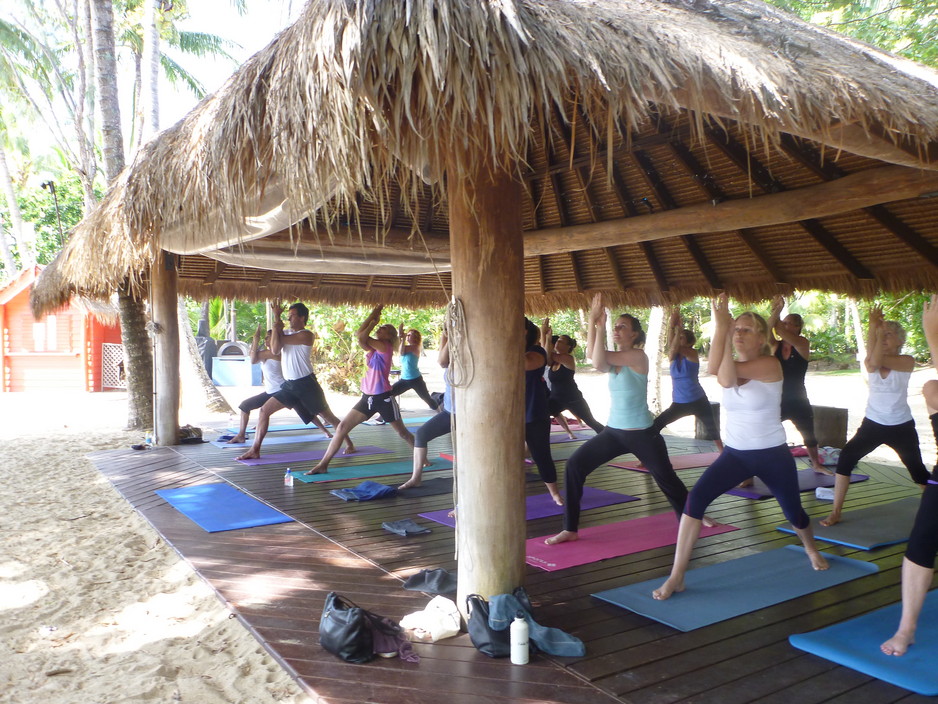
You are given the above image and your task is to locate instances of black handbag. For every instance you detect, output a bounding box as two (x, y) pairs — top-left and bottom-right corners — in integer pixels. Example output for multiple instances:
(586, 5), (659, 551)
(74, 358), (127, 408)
(319, 592), (375, 663)
(466, 587), (533, 658)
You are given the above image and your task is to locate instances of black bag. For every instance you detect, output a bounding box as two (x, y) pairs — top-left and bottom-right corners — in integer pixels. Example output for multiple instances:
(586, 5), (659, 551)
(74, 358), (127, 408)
(319, 592), (375, 663)
(466, 587), (533, 658)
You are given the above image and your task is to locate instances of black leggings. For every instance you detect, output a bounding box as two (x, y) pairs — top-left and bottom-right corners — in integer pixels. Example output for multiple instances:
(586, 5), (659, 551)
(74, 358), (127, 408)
(390, 375), (439, 410)
(415, 410), (452, 449)
(781, 396), (818, 447)
(906, 483), (938, 568)
(561, 427), (687, 532)
(652, 395), (718, 439)
(548, 396), (605, 434)
(835, 417), (929, 485)
(686, 444), (809, 529)
(526, 417), (557, 485)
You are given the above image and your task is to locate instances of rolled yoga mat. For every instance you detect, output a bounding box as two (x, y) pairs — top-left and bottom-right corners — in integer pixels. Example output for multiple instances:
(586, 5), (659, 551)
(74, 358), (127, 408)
(236, 445), (389, 466)
(776, 495), (920, 549)
(525, 512), (738, 572)
(418, 487), (638, 528)
(592, 544), (878, 631)
(609, 451), (722, 472)
(789, 592), (938, 696)
(155, 483), (292, 532)
(727, 469), (868, 500)
(293, 458), (454, 483)
(211, 432), (329, 448)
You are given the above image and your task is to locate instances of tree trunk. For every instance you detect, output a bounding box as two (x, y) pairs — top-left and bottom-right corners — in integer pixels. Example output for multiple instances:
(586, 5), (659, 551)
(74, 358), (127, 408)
(645, 306), (666, 415)
(141, 0), (160, 139)
(117, 282), (154, 431)
(179, 297), (232, 414)
(847, 298), (865, 372)
(91, 0), (124, 182)
(0, 145), (22, 274)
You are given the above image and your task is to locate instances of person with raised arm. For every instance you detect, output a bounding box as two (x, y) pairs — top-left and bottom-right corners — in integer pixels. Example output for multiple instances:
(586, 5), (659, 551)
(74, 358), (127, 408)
(767, 295), (828, 475)
(525, 318), (564, 505)
(882, 294), (938, 656)
(541, 318), (604, 439)
(653, 294), (828, 600)
(236, 302), (351, 460)
(651, 308), (723, 452)
(820, 307), (929, 527)
(389, 325), (440, 412)
(398, 330), (453, 489)
(545, 294), (695, 545)
(305, 305), (415, 475)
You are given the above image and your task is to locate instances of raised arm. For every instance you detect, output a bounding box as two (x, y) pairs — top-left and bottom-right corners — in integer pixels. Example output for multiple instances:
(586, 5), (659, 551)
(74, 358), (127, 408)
(269, 301), (286, 353)
(666, 309), (683, 362)
(249, 324), (264, 364)
(587, 293), (611, 372)
(437, 331), (450, 369)
(707, 294), (731, 376)
(925, 295), (938, 372)
(541, 318), (555, 366)
(356, 305), (383, 351)
(864, 307), (885, 373)
(767, 295), (783, 345)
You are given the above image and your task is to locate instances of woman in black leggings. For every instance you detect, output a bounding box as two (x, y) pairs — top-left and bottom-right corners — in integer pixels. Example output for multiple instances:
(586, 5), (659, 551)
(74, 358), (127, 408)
(882, 295), (938, 656)
(525, 318), (563, 505)
(540, 319), (604, 438)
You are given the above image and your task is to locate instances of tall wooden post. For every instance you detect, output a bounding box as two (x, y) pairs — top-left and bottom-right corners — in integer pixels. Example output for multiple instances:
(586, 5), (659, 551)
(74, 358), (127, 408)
(151, 251), (180, 445)
(449, 156), (527, 607)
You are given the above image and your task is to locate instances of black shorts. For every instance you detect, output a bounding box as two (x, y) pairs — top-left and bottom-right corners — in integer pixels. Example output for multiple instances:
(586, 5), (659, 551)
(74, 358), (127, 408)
(352, 391), (402, 423)
(239, 391), (274, 414)
(273, 374), (327, 425)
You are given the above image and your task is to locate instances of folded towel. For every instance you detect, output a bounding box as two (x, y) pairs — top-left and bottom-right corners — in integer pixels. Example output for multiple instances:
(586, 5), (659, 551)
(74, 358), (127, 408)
(330, 480), (397, 502)
(382, 519), (431, 537)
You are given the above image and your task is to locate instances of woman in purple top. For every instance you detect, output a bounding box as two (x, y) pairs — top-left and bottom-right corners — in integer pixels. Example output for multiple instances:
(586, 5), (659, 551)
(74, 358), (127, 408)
(306, 305), (416, 475)
(651, 309), (723, 451)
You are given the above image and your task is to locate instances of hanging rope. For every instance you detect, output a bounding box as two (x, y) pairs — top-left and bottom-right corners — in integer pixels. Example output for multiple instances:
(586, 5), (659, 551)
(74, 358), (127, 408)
(445, 295), (473, 389)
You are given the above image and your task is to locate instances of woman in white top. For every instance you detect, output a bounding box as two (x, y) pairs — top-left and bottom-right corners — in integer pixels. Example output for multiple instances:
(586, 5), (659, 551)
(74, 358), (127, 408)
(821, 307), (929, 527)
(654, 294), (828, 601)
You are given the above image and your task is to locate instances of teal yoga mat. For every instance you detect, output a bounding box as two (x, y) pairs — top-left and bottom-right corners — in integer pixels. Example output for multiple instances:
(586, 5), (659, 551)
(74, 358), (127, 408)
(776, 496), (920, 549)
(211, 432), (329, 448)
(155, 483), (292, 532)
(789, 593), (938, 696)
(226, 422), (319, 433)
(592, 545), (878, 631)
(294, 458), (454, 483)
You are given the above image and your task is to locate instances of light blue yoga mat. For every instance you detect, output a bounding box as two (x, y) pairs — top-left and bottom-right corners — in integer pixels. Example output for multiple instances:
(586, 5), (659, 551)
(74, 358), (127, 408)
(789, 593), (938, 696)
(294, 458), (454, 483)
(211, 432), (329, 448)
(155, 483), (292, 532)
(237, 445), (389, 466)
(363, 415), (435, 426)
(226, 422), (322, 434)
(592, 545), (879, 631)
(776, 496), (920, 550)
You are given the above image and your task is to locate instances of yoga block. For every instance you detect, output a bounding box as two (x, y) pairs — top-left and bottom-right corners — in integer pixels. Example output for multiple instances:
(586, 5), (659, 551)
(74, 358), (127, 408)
(695, 403), (720, 441)
(813, 405), (847, 448)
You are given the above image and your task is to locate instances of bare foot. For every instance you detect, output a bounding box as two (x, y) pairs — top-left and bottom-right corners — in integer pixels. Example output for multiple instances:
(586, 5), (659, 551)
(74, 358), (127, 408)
(304, 463), (328, 475)
(807, 549), (829, 570)
(447, 508), (457, 518)
(324, 429), (334, 439)
(398, 477), (422, 490)
(566, 433), (577, 440)
(737, 478), (754, 488)
(881, 631), (914, 656)
(702, 515), (718, 528)
(226, 435), (246, 444)
(652, 577), (685, 600)
(545, 530), (578, 545)
(813, 464), (834, 476)
(237, 448), (260, 460)
(548, 490), (565, 506)
(343, 443), (357, 455)
(422, 459), (433, 469)
(819, 512), (840, 527)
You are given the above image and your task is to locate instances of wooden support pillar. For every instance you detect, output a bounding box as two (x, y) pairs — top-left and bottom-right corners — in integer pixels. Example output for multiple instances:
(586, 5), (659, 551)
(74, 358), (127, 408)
(449, 157), (527, 608)
(151, 251), (180, 445)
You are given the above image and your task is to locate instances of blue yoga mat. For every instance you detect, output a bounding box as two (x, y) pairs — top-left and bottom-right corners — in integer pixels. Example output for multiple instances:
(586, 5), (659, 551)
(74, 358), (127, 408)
(226, 422), (323, 434)
(155, 483), (292, 532)
(789, 592), (938, 696)
(211, 432), (329, 448)
(294, 458), (454, 483)
(237, 445), (389, 466)
(777, 496), (920, 550)
(592, 545), (879, 631)
(363, 415), (435, 426)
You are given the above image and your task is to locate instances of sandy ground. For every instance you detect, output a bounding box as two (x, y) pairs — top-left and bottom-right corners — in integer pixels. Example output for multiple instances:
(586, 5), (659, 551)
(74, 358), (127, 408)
(0, 363), (934, 704)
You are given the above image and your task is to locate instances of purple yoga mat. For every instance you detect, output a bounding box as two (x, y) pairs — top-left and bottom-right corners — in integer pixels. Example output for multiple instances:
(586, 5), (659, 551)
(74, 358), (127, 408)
(726, 469), (869, 499)
(610, 451), (722, 472)
(549, 431), (593, 444)
(526, 513), (738, 572)
(236, 445), (389, 466)
(418, 487), (638, 528)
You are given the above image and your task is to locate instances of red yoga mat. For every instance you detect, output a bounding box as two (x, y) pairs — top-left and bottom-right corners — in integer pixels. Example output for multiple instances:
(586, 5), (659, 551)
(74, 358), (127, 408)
(609, 451), (722, 472)
(526, 513), (738, 572)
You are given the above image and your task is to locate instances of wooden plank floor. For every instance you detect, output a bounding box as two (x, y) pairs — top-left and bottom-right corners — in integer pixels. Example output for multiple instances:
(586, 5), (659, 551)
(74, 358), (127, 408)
(89, 420), (936, 703)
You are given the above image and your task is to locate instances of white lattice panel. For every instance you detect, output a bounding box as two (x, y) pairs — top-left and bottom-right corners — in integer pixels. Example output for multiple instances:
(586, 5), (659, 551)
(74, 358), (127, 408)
(102, 343), (126, 389)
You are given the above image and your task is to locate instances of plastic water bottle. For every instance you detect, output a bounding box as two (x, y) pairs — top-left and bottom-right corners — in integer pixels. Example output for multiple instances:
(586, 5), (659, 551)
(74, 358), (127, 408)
(144, 430), (153, 447)
(284, 468), (294, 487)
(510, 612), (529, 665)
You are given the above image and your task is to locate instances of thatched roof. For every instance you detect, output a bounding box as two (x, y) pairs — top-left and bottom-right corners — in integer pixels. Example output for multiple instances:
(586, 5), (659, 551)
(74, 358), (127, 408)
(33, 0), (938, 316)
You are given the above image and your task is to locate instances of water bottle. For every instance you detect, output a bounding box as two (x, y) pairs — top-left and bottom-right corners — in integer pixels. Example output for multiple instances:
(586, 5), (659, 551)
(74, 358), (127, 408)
(284, 468), (294, 487)
(510, 612), (529, 665)
(144, 430), (153, 447)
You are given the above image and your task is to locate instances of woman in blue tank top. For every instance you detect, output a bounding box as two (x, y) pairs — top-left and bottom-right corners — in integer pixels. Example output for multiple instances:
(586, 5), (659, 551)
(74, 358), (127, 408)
(389, 326), (440, 411)
(652, 309), (723, 452)
(545, 294), (696, 546)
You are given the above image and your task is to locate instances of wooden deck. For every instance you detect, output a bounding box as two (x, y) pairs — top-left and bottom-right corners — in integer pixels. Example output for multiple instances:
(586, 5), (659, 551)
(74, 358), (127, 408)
(88, 420), (935, 704)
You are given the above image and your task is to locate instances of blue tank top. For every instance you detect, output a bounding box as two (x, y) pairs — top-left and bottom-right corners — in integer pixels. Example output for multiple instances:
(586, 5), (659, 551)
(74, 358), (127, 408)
(400, 351), (421, 380)
(607, 365), (653, 430)
(670, 356), (706, 404)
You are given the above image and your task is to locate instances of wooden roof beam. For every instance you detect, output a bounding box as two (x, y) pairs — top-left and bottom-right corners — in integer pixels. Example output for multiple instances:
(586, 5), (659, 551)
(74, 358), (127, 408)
(680, 235), (722, 290)
(640, 241), (669, 292)
(203, 261), (226, 285)
(647, 107), (727, 205)
(568, 251), (584, 291)
(799, 219), (875, 279)
(705, 123), (784, 193)
(604, 247), (627, 290)
(631, 150), (677, 211)
(736, 229), (788, 284)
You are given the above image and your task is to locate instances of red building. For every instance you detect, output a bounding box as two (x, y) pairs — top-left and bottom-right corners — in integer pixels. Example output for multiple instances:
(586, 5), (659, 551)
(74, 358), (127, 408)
(0, 266), (124, 392)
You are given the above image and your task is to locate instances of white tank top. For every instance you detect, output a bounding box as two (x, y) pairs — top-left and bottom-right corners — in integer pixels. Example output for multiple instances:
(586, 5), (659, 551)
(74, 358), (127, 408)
(865, 369), (913, 425)
(722, 379), (786, 450)
(280, 330), (313, 381)
(261, 358), (285, 394)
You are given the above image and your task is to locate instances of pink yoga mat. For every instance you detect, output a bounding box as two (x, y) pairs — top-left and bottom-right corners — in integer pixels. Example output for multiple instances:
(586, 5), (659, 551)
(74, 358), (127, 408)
(609, 451), (722, 472)
(236, 445), (389, 466)
(525, 513), (738, 572)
